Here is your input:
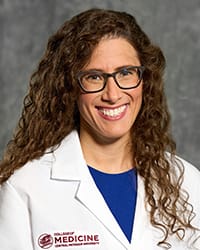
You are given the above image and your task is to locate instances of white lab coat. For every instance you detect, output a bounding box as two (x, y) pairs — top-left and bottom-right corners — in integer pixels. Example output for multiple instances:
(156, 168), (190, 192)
(0, 130), (200, 250)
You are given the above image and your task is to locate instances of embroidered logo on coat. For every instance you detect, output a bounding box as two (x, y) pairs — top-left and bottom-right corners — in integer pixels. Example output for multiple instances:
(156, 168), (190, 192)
(38, 233), (53, 249)
(38, 231), (100, 248)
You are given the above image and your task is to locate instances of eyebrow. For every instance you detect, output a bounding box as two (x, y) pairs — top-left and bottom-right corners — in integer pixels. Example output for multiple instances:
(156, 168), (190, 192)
(83, 65), (139, 72)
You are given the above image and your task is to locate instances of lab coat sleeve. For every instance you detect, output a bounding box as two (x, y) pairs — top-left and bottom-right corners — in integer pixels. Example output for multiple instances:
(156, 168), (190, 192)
(0, 181), (34, 250)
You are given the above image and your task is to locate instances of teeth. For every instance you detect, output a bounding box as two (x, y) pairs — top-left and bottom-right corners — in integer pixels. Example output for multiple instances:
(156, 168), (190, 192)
(99, 105), (126, 117)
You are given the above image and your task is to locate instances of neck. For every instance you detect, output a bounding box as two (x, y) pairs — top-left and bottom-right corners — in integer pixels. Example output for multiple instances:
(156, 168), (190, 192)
(79, 129), (134, 174)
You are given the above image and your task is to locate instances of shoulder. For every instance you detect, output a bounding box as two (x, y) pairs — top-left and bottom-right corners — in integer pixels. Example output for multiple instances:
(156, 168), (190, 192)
(166, 152), (200, 182)
(6, 130), (80, 190)
(166, 153), (200, 210)
(5, 153), (52, 194)
(175, 155), (200, 186)
(175, 155), (200, 219)
(168, 154), (200, 196)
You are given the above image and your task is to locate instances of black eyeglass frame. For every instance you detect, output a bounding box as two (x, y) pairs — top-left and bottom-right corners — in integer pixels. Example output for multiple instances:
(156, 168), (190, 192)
(76, 66), (145, 93)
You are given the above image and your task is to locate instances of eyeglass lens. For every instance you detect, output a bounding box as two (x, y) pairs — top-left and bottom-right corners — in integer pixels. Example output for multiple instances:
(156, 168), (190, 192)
(78, 66), (144, 92)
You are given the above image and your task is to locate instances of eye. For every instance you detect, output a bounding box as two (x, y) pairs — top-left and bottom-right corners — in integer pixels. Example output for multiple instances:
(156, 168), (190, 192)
(83, 72), (104, 83)
(86, 74), (101, 81)
(121, 68), (131, 75)
(118, 68), (136, 78)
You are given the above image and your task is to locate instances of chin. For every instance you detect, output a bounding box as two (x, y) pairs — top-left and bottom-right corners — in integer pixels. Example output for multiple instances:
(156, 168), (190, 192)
(97, 130), (131, 144)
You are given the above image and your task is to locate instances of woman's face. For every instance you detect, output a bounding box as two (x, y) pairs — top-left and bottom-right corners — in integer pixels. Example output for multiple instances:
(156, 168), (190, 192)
(77, 37), (143, 144)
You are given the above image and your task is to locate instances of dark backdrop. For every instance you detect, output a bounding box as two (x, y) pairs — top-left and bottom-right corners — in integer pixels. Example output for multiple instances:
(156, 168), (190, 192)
(0, 0), (200, 169)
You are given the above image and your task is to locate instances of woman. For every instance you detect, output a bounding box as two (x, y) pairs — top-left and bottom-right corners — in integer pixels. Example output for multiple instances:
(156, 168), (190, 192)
(0, 8), (199, 250)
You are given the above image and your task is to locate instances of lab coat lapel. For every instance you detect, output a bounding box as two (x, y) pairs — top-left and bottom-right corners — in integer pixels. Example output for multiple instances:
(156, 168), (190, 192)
(50, 131), (130, 249)
(131, 175), (156, 249)
(75, 163), (130, 249)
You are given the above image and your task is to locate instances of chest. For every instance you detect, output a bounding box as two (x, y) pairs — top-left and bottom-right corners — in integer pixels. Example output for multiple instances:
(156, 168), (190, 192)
(25, 180), (189, 250)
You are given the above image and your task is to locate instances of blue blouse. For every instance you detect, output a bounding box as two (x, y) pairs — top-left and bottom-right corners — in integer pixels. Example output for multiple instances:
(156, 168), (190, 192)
(88, 166), (137, 242)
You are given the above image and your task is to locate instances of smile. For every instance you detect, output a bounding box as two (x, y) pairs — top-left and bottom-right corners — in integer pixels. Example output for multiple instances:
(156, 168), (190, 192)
(98, 105), (127, 118)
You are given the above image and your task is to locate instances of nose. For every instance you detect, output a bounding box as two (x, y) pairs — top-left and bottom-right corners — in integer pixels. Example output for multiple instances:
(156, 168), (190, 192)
(101, 76), (122, 103)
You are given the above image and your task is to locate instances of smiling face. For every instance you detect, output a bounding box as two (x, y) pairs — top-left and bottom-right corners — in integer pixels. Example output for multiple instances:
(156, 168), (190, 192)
(77, 37), (143, 144)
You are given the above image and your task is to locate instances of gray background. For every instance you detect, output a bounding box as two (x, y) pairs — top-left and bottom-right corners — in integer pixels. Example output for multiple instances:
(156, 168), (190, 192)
(0, 0), (199, 169)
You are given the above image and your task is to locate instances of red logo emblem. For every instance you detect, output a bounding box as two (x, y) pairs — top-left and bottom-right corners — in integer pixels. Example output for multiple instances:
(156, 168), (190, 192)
(38, 233), (53, 249)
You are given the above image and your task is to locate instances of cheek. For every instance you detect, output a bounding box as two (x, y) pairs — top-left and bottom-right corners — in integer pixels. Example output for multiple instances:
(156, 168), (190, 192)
(77, 96), (85, 115)
(130, 84), (143, 103)
(77, 94), (93, 116)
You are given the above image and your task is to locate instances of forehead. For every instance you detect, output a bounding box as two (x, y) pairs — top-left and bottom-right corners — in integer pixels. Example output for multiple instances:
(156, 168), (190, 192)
(84, 37), (140, 71)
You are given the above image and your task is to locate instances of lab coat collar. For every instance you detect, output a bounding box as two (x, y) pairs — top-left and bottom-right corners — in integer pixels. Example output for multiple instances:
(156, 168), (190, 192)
(50, 130), (85, 181)
(50, 130), (131, 249)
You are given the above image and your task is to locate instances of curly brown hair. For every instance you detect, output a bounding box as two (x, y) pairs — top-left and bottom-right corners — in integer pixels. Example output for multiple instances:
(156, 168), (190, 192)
(0, 8), (198, 248)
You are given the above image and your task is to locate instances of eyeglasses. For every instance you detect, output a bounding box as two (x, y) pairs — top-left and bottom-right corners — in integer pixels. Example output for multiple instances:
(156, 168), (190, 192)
(77, 66), (145, 93)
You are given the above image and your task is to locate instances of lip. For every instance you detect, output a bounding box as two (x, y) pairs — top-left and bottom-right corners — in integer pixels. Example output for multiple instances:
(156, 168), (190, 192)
(96, 104), (128, 121)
